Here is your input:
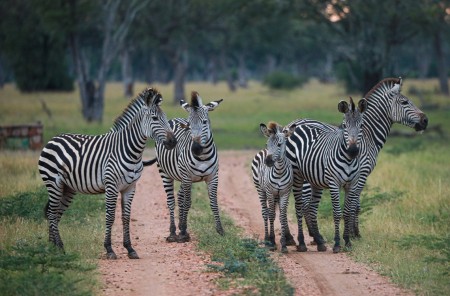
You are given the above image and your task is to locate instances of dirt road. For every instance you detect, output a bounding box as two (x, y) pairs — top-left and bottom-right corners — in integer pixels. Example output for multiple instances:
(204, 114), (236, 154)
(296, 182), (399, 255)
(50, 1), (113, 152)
(99, 150), (411, 296)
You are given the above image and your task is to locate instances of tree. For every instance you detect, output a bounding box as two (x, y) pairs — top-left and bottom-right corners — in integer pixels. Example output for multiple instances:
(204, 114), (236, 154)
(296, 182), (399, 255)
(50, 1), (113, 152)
(0, 0), (73, 91)
(36, 0), (148, 122)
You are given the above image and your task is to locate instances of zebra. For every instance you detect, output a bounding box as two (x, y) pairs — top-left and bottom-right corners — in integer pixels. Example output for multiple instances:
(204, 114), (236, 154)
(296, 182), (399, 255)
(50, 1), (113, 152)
(251, 122), (296, 253)
(284, 97), (368, 253)
(289, 77), (429, 253)
(143, 91), (224, 243)
(38, 88), (177, 259)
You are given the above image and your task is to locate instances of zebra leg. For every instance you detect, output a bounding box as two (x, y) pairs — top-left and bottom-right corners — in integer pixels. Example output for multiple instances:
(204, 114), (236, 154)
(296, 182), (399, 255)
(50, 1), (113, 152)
(329, 186), (342, 253)
(267, 194), (276, 251)
(177, 180), (191, 243)
(308, 188), (327, 251)
(121, 185), (139, 259)
(279, 193), (289, 253)
(104, 186), (119, 259)
(206, 174), (224, 236)
(257, 188), (270, 246)
(44, 181), (67, 250)
(161, 173), (177, 243)
(292, 175), (307, 252)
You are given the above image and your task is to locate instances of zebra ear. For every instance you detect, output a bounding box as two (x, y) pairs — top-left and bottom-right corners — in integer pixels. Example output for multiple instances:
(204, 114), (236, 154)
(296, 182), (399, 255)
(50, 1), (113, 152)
(338, 100), (349, 113)
(205, 99), (223, 111)
(180, 99), (191, 112)
(283, 124), (296, 137)
(358, 99), (368, 113)
(260, 123), (270, 137)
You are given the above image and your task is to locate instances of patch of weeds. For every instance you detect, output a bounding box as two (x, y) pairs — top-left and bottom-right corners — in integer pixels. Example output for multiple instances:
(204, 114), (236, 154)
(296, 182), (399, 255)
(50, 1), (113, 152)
(0, 187), (104, 223)
(385, 138), (424, 155)
(0, 240), (96, 296)
(0, 187), (48, 221)
(396, 234), (450, 272)
(360, 188), (404, 216)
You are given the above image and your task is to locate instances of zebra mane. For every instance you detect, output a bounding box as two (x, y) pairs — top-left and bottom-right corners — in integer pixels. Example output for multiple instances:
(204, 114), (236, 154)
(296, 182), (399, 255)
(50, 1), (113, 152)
(191, 91), (202, 108)
(111, 89), (155, 132)
(267, 121), (280, 133)
(364, 77), (401, 100)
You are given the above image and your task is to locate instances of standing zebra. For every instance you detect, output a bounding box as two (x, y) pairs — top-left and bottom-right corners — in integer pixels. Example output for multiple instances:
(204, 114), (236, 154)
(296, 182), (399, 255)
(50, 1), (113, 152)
(144, 91), (224, 242)
(289, 78), (429, 252)
(285, 97), (367, 253)
(38, 88), (176, 259)
(252, 122), (295, 253)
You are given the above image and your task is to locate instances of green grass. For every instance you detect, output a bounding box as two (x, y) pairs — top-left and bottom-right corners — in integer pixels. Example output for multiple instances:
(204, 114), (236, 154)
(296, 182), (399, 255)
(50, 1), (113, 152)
(188, 184), (294, 295)
(1, 78), (449, 295)
(0, 188), (105, 296)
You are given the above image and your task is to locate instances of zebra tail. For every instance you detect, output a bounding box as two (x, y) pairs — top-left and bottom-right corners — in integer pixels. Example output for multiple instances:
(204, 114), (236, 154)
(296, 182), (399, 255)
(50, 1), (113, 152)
(143, 158), (158, 167)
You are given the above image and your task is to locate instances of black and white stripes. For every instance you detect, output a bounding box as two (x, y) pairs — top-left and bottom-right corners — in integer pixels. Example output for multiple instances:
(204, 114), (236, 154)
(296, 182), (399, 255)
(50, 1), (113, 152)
(144, 91), (224, 242)
(252, 122), (295, 253)
(285, 97), (368, 253)
(38, 88), (176, 259)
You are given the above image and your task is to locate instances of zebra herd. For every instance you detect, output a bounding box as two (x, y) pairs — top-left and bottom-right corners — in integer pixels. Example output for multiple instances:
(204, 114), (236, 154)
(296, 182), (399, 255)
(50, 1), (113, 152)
(39, 77), (428, 258)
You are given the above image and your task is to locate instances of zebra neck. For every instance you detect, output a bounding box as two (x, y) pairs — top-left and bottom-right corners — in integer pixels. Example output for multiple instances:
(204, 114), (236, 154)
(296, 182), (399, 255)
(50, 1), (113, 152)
(117, 115), (147, 162)
(273, 157), (289, 172)
(363, 100), (393, 152)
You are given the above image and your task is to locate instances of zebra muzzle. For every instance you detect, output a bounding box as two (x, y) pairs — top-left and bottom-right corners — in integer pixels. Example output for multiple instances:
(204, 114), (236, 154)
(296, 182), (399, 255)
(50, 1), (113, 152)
(347, 143), (359, 159)
(414, 114), (428, 131)
(163, 132), (177, 150)
(265, 155), (275, 167)
(192, 141), (204, 155)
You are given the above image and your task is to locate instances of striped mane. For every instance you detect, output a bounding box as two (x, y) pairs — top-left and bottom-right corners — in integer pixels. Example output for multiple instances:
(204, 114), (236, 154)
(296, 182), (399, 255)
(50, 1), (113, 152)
(190, 91), (202, 108)
(111, 97), (145, 132)
(364, 77), (401, 100)
(267, 121), (280, 133)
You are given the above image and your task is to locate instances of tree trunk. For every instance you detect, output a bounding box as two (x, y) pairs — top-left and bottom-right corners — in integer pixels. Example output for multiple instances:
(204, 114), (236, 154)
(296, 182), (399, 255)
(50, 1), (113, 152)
(434, 30), (449, 96)
(121, 48), (133, 97)
(238, 53), (248, 88)
(206, 58), (218, 84)
(220, 49), (236, 92)
(173, 48), (187, 104)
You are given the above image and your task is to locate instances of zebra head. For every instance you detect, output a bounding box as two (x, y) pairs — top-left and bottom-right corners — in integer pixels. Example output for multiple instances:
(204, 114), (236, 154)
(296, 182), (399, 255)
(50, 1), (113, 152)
(141, 88), (177, 150)
(384, 78), (428, 132)
(260, 122), (295, 167)
(338, 97), (367, 159)
(180, 91), (223, 156)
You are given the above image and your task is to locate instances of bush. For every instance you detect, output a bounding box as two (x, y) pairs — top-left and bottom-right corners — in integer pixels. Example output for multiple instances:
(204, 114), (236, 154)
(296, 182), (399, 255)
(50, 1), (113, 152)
(263, 71), (307, 90)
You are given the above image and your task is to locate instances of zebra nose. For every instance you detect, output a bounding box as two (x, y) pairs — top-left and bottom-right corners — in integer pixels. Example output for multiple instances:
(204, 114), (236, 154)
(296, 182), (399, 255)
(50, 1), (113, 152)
(347, 143), (359, 159)
(163, 132), (177, 150)
(415, 114), (428, 131)
(265, 155), (274, 167)
(192, 141), (203, 155)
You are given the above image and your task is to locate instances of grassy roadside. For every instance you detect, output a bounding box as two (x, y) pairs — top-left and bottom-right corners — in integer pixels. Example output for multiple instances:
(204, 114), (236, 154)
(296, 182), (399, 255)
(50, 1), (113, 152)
(188, 184), (294, 295)
(0, 187), (104, 296)
(1, 79), (448, 295)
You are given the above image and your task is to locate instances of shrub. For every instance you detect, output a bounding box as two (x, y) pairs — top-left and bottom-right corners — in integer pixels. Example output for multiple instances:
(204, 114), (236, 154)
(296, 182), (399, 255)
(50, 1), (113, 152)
(263, 71), (307, 90)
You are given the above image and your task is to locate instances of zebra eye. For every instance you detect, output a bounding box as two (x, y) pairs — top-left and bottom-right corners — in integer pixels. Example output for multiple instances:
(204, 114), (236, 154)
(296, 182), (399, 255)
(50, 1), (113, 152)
(277, 143), (282, 147)
(203, 120), (208, 124)
(400, 100), (409, 105)
(151, 116), (158, 120)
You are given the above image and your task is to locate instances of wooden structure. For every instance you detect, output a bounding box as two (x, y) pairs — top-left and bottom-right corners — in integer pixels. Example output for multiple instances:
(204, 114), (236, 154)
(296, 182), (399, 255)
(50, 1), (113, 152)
(0, 122), (43, 150)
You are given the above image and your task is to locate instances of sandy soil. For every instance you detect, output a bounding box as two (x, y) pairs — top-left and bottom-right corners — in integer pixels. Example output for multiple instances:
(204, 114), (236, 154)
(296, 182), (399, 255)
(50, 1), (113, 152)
(99, 150), (412, 296)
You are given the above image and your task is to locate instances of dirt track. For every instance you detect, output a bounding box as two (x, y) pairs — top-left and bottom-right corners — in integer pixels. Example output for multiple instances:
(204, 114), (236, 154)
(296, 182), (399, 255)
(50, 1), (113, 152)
(99, 150), (411, 296)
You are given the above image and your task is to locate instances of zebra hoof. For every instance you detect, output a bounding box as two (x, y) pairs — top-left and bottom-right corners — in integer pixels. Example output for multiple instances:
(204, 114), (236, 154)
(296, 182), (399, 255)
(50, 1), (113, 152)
(332, 245), (341, 253)
(106, 252), (117, 260)
(166, 234), (178, 243)
(177, 233), (191, 243)
(281, 246), (288, 254)
(285, 236), (296, 246)
(128, 251), (139, 259)
(317, 244), (327, 252)
(216, 226), (225, 236)
(297, 244), (308, 252)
